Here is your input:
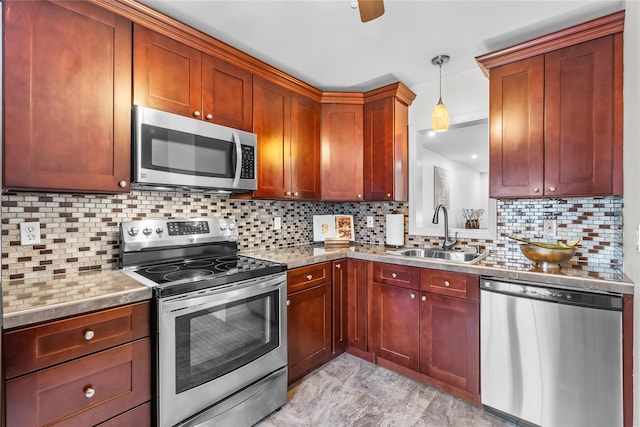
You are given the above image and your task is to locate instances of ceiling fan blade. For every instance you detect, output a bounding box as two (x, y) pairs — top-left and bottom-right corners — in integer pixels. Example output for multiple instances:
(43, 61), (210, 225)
(358, 0), (384, 22)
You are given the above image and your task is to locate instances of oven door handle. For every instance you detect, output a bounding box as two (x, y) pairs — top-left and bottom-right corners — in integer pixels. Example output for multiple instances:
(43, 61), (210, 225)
(160, 274), (285, 314)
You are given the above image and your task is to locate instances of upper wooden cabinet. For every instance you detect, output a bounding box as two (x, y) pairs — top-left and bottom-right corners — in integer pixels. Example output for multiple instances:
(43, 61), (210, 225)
(363, 83), (416, 201)
(320, 98), (364, 201)
(253, 76), (321, 200)
(477, 11), (624, 199)
(3, 0), (132, 193)
(133, 25), (253, 132)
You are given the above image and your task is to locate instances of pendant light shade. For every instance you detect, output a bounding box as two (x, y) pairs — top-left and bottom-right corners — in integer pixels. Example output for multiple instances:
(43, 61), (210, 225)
(431, 55), (450, 132)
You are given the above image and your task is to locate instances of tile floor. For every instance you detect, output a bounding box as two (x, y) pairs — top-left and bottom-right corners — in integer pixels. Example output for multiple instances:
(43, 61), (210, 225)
(257, 353), (516, 427)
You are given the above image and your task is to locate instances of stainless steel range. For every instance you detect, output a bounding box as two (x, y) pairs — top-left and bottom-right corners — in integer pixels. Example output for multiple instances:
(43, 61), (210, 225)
(119, 217), (287, 427)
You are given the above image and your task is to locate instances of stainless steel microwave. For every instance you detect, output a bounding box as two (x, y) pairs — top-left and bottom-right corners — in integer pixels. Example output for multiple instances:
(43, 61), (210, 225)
(132, 105), (257, 193)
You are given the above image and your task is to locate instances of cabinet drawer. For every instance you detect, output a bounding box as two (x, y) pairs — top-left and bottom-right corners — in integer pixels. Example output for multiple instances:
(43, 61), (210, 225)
(97, 402), (150, 426)
(5, 302), (150, 379)
(420, 269), (479, 300)
(6, 339), (151, 427)
(371, 262), (419, 290)
(288, 262), (331, 294)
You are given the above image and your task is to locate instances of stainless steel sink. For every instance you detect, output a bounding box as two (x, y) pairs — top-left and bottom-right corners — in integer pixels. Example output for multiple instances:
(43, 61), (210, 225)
(386, 248), (488, 264)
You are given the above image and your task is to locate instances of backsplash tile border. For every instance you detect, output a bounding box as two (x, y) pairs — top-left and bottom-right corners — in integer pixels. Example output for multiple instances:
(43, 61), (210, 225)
(1, 192), (623, 281)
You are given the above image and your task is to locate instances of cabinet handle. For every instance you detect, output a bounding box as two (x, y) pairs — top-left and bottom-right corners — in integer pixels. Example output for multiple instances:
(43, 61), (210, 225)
(336, 264), (341, 269)
(444, 281), (450, 287)
(386, 193), (391, 198)
(285, 191), (292, 196)
(548, 186), (556, 192)
(205, 113), (213, 120)
(193, 111), (201, 118)
(306, 274), (313, 280)
(294, 192), (299, 196)
(421, 295), (427, 302)
(118, 180), (127, 188)
(391, 273), (397, 279)
(84, 386), (96, 398)
(357, 194), (362, 199)
(410, 293), (415, 299)
(286, 300), (291, 306)
(532, 187), (540, 193)
(83, 330), (95, 341)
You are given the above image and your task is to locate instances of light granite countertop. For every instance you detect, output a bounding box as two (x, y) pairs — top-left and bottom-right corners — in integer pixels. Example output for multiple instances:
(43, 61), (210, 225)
(2, 270), (151, 329)
(3, 243), (634, 329)
(241, 243), (635, 295)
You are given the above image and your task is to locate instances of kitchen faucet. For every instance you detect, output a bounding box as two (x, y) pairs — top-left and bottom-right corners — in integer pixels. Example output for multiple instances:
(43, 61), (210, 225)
(432, 204), (458, 250)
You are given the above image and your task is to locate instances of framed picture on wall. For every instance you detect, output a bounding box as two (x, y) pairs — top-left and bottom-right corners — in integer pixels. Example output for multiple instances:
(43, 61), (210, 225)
(434, 166), (450, 208)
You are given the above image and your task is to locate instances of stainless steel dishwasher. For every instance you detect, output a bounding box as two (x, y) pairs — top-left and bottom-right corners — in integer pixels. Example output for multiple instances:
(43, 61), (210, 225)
(480, 277), (623, 427)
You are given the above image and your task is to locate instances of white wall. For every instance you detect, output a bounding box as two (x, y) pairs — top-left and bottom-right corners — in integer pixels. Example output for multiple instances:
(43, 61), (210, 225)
(621, 1), (640, 425)
(409, 67), (488, 131)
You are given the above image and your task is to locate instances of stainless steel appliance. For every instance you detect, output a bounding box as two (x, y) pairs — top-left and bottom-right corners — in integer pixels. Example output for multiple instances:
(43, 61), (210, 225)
(132, 106), (257, 194)
(480, 277), (623, 427)
(119, 218), (287, 427)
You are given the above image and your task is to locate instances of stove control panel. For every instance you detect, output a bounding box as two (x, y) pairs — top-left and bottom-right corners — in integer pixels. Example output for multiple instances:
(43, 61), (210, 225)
(120, 217), (238, 252)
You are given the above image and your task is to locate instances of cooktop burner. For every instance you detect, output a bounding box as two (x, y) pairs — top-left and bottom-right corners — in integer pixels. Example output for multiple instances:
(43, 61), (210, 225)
(130, 254), (280, 286)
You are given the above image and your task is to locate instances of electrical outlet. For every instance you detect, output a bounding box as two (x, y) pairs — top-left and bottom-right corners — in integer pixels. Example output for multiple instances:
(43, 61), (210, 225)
(543, 219), (557, 238)
(636, 224), (640, 252)
(20, 221), (41, 245)
(366, 216), (374, 228)
(274, 217), (281, 230)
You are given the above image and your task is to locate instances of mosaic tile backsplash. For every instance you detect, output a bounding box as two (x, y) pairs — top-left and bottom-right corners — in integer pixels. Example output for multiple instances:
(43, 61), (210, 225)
(1, 192), (623, 280)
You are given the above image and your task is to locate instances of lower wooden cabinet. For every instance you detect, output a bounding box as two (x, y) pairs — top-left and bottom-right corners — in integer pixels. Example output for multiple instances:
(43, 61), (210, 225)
(346, 259), (369, 358)
(332, 260), (348, 354)
(370, 282), (419, 370)
(419, 293), (479, 394)
(287, 263), (333, 383)
(6, 340), (150, 427)
(4, 301), (151, 427)
(97, 402), (151, 427)
(368, 262), (480, 403)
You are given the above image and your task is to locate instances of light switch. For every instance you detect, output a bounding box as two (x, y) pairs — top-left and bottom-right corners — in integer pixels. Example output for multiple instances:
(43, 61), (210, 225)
(366, 216), (374, 228)
(274, 217), (281, 230)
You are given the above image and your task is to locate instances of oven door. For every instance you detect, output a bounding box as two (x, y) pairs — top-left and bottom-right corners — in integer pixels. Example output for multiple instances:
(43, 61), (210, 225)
(157, 272), (287, 427)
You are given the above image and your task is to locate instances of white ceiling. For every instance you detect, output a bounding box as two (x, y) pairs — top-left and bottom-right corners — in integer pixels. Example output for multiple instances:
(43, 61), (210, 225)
(137, 0), (624, 92)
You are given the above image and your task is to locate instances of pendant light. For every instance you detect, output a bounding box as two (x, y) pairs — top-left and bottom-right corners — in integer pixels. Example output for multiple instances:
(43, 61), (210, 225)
(431, 55), (450, 132)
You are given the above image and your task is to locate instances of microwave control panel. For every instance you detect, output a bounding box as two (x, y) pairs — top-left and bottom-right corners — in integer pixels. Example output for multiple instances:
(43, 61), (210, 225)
(240, 145), (255, 179)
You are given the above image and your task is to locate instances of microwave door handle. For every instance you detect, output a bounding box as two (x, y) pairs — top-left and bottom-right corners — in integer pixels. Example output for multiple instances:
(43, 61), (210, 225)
(232, 131), (242, 188)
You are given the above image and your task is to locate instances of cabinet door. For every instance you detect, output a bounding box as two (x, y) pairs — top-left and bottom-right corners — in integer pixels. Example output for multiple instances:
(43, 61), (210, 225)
(370, 283), (419, 370)
(363, 97), (394, 201)
(544, 35), (621, 196)
(347, 259), (368, 352)
(4, 0), (132, 193)
(201, 54), (253, 132)
(488, 56), (545, 198)
(290, 93), (321, 199)
(332, 260), (348, 355)
(419, 293), (479, 394)
(252, 76), (292, 199)
(321, 104), (364, 201)
(363, 97), (409, 201)
(287, 282), (332, 383)
(133, 24), (202, 118)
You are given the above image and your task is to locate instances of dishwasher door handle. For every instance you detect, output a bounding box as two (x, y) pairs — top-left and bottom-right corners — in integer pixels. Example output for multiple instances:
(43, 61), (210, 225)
(481, 278), (622, 311)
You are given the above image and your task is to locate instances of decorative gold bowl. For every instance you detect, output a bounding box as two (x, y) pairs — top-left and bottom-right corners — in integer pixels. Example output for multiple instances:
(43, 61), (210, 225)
(519, 244), (576, 266)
